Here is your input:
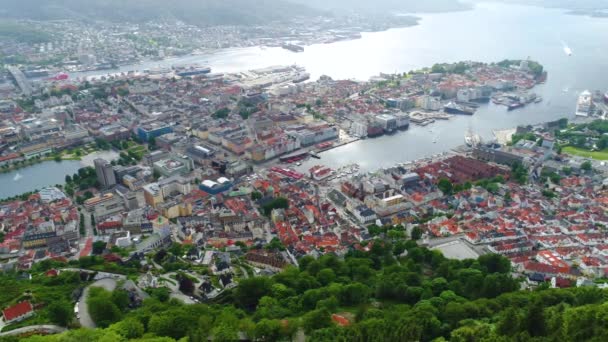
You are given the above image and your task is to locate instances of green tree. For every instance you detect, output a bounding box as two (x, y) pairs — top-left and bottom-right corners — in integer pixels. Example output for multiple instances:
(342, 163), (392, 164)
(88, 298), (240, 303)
(254, 319), (283, 341)
(581, 161), (592, 172)
(47, 300), (72, 326)
(88, 287), (122, 328)
(411, 226), (423, 240)
(525, 299), (546, 337)
(251, 191), (263, 201)
(92, 241), (106, 255)
(302, 309), (331, 333)
(234, 277), (274, 310)
(438, 178), (453, 195)
(109, 317), (144, 339)
(478, 254), (511, 274)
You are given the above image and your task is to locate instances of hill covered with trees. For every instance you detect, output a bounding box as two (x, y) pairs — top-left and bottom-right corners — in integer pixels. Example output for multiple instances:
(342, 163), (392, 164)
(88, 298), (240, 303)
(0, 0), (321, 26)
(7, 237), (608, 342)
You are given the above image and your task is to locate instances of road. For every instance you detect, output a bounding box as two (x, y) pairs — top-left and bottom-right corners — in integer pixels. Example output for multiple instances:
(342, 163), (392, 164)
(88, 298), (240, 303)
(78, 278), (117, 328)
(0, 325), (66, 336)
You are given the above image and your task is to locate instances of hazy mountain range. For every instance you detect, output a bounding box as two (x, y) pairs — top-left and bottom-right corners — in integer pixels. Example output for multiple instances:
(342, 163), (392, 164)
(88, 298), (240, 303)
(287, 0), (471, 14)
(495, 0), (608, 10)
(0, 0), (475, 26)
(0, 0), (322, 26)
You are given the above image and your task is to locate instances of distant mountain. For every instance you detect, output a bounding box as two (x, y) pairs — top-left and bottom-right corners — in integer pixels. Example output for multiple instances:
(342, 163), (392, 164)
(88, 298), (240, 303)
(0, 0), (322, 26)
(286, 0), (471, 13)
(495, 0), (608, 10)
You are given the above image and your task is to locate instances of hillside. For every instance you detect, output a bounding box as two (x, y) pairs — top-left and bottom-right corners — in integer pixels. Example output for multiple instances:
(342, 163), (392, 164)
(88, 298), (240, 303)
(6, 239), (608, 342)
(0, 0), (321, 26)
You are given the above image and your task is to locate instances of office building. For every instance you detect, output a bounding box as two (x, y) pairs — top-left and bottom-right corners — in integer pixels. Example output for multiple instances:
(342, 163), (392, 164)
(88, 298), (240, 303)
(94, 158), (117, 188)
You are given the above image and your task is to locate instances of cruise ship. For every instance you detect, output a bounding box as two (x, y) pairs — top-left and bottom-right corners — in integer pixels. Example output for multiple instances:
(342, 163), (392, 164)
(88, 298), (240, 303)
(575, 90), (592, 117)
(444, 102), (475, 115)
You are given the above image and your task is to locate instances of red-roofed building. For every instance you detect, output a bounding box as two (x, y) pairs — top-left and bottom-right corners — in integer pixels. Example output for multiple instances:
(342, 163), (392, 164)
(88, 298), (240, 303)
(331, 314), (350, 327)
(2, 301), (34, 323)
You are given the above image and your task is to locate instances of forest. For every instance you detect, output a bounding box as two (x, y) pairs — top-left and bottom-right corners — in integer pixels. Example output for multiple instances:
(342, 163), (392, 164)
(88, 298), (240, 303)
(4, 237), (608, 342)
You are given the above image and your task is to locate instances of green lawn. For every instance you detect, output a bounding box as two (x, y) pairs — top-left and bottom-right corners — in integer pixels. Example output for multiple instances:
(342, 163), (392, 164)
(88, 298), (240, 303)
(563, 146), (608, 160)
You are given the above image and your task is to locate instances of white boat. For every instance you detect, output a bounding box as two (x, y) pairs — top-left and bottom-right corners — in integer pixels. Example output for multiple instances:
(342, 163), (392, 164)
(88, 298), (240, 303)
(13, 173), (23, 181)
(575, 90), (592, 117)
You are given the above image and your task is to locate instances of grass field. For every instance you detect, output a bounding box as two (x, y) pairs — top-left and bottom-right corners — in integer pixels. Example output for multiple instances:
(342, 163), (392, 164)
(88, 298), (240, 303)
(563, 146), (608, 160)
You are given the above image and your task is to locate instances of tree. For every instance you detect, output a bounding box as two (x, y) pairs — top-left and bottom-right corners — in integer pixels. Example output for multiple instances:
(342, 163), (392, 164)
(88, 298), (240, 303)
(88, 287), (122, 328)
(478, 254), (510, 274)
(438, 178), (453, 195)
(92, 241), (106, 255)
(148, 136), (157, 150)
(525, 299), (546, 337)
(109, 317), (144, 339)
(111, 290), (131, 311)
(581, 161), (592, 172)
(254, 319), (283, 341)
(317, 268), (336, 286)
(234, 277), (274, 310)
(302, 309), (331, 333)
(65, 175), (72, 183)
(212, 324), (239, 342)
(213, 108), (230, 119)
(251, 191), (263, 201)
(47, 300), (72, 326)
(261, 197), (289, 216)
(411, 226), (423, 240)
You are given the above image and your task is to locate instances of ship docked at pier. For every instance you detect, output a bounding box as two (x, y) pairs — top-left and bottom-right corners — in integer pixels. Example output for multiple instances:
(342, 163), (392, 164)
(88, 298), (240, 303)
(444, 102), (475, 115)
(175, 66), (211, 77)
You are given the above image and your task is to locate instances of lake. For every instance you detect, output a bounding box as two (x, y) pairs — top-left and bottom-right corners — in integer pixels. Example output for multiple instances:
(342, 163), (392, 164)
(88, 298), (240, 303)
(0, 161), (82, 200)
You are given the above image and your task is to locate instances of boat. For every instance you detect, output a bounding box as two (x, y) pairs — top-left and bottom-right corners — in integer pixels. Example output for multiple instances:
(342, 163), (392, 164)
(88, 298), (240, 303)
(176, 66), (211, 77)
(508, 102), (525, 111)
(13, 173), (23, 181)
(575, 90), (592, 117)
(444, 102), (475, 115)
(281, 44), (304, 53)
(604, 91), (608, 104)
(293, 73), (310, 83)
(534, 96), (543, 103)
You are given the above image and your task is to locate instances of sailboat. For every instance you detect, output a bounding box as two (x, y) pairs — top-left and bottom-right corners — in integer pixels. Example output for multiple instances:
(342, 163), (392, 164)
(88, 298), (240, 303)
(13, 173), (23, 181)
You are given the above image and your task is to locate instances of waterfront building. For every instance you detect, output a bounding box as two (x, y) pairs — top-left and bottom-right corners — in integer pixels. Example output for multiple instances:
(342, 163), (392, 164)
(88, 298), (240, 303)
(417, 95), (442, 111)
(376, 114), (397, 132)
(286, 123), (338, 146)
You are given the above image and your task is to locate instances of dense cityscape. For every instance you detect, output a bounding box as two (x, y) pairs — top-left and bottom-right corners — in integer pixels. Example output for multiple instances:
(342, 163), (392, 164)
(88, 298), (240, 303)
(3, 0), (608, 341)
